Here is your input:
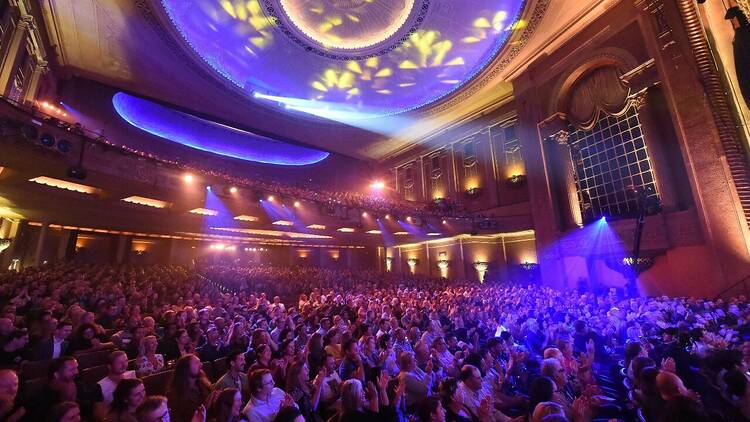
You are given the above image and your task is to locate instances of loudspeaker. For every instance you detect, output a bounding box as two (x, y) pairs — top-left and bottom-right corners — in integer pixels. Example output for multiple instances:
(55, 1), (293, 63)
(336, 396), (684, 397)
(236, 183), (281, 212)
(39, 133), (55, 147)
(57, 139), (72, 153)
(20, 125), (38, 140)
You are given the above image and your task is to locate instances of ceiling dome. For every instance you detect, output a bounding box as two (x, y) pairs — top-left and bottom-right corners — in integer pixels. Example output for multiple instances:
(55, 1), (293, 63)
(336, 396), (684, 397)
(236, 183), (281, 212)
(276, 0), (416, 51)
(159, 0), (527, 117)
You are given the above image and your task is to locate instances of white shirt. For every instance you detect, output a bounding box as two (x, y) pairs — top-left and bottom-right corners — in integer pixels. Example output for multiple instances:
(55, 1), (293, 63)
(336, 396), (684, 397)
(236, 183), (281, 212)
(52, 337), (64, 359)
(243, 387), (288, 422)
(319, 371), (342, 404)
(98, 370), (136, 405)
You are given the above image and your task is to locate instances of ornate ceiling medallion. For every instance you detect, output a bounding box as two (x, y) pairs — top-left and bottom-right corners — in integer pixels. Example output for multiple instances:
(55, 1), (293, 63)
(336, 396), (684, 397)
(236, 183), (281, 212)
(265, 0), (430, 60)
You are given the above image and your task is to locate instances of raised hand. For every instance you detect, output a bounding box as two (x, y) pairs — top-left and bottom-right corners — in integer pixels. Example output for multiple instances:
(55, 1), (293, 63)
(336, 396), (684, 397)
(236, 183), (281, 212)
(190, 405), (206, 422)
(586, 339), (595, 356)
(661, 357), (676, 374)
(281, 394), (295, 408)
(478, 397), (492, 422)
(314, 371), (326, 388)
(572, 396), (594, 422)
(377, 371), (390, 391)
(396, 376), (407, 398)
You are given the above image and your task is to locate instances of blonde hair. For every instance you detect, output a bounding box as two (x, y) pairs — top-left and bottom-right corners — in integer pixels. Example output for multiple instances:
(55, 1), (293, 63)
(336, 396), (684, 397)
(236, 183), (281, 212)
(531, 401), (565, 422)
(341, 379), (364, 413)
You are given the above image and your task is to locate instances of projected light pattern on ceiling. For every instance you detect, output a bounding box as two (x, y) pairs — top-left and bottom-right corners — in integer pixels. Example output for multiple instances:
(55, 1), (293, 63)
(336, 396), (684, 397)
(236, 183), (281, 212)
(112, 92), (330, 166)
(160, 0), (527, 116)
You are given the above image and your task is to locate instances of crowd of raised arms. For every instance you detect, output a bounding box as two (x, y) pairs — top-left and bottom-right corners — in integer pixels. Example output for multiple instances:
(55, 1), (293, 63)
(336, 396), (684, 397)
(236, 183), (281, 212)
(0, 264), (749, 422)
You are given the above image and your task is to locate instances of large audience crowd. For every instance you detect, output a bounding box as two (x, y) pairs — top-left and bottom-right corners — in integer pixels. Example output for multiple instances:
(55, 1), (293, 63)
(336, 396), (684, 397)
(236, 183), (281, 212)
(0, 263), (748, 422)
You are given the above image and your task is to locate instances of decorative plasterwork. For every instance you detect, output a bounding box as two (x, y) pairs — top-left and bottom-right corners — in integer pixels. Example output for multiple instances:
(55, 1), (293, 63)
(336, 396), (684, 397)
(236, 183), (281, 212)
(420, 0), (550, 116)
(264, 0), (431, 60)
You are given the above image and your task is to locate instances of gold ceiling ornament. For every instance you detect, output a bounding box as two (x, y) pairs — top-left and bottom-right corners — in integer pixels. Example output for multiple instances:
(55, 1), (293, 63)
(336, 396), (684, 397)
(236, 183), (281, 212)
(278, 0), (415, 50)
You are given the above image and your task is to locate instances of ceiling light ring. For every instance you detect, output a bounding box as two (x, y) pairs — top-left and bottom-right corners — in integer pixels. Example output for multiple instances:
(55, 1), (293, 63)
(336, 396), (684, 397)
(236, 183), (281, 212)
(264, 0), (431, 61)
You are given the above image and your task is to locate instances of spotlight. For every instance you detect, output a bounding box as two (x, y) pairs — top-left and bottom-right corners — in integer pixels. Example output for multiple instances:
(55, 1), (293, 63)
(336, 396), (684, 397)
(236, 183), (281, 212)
(406, 216), (412, 222)
(362, 212), (368, 217)
(206, 185), (211, 191)
(442, 220), (447, 225)
(370, 181), (385, 190)
(601, 216), (607, 222)
(268, 195), (275, 202)
(229, 187), (238, 194)
(183, 174), (194, 183)
(385, 214), (390, 220)
(294, 201), (301, 208)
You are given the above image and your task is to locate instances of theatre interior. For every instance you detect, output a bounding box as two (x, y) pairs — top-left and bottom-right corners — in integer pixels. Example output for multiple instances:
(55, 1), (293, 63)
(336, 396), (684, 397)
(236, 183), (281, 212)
(0, 0), (749, 421)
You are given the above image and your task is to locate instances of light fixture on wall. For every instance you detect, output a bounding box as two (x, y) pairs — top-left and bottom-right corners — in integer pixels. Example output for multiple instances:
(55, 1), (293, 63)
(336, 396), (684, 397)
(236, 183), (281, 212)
(386, 256), (393, 272)
(507, 174), (526, 186)
(437, 253), (449, 278)
(520, 261), (539, 271)
(407, 257), (419, 274)
(465, 187), (482, 197)
(474, 261), (489, 283)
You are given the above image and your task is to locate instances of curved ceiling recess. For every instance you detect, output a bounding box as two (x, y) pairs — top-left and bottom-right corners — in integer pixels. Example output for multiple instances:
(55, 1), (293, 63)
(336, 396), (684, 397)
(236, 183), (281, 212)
(159, 0), (528, 117)
(112, 92), (330, 165)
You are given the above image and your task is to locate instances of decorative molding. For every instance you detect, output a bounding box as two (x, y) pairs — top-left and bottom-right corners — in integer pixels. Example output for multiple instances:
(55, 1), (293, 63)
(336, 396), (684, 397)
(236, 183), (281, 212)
(421, 0), (550, 116)
(551, 130), (570, 146)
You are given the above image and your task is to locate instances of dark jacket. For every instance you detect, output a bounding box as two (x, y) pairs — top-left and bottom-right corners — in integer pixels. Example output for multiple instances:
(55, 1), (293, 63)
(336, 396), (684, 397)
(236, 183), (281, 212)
(29, 338), (69, 361)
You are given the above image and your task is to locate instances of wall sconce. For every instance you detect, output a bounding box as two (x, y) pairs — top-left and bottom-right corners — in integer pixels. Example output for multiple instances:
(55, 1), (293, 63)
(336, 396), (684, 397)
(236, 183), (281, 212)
(436, 258), (449, 278)
(621, 256), (654, 274)
(385, 256), (393, 272)
(520, 261), (539, 271)
(474, 261), (489, 283)
(507, 174), (526, 186)
(0, 239), (10, 253)
(465, 187), (482, 197)
(407, 258), (419, 274)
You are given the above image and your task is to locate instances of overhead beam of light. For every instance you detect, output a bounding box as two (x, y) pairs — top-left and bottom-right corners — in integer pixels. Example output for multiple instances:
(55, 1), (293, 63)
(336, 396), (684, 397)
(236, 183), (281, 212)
(202, 188), (239, 232)
(253, 93), (414, 135)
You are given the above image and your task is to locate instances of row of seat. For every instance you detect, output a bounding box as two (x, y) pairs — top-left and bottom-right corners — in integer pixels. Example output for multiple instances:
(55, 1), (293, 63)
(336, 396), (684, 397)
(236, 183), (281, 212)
(18, 347), (116, 381)
(20, 355), (231, 405)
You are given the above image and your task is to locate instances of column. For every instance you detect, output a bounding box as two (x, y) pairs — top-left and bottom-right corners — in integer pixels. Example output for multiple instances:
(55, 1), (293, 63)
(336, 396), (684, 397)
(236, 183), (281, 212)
(167, 239), (179, 265)
(484, 129), (500, 207)
(115, 235), (128, 264)
(550, 132), (583, 229)
(631, 88), (680, 211)
(2, 221), (28, 270)
(635, 0), (750, 292)
(56, 230), (71, 262)
(449, 144), (461, 204)
(515, 78), (568, 289)
(31, 222), (48, 266)
(22, 60), (47, 106)
(0, 15), (32, 95)
(0, 218), (12, 239)
(64, 230), (78, 262)
(417, 156), (427, 202)
(425, 243), (431, 277)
